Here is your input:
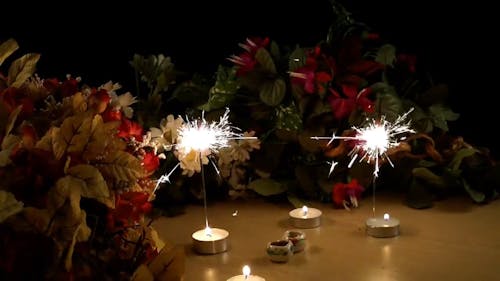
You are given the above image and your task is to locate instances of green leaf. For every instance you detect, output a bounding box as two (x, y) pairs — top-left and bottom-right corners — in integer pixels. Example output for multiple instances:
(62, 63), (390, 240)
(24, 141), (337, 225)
(375, 44), (396, 66)
(405, 180), (434, 209)
(259, 78), (286, 106)
(428, 104), (460, 132)
(373, 82), (403, 121)
(130, 54), (175, 95)
(417, 159), (437, 168)
(417, 84), (449, 106)
(294, 165), (317, 197)
(8, 53), (40, 88)
(248, 178), (287, 196)
(289, 46), (306, 71)
(287, 194), (304, 208)
(274, 104), (302, 131)
(270, 41), (280, 60)
(448, 148), (477, 171)
(199, 66), (239, 111)
(255, 48), (276, 73)
(463, 179), (486, 203)
(412, 167), (448, 188)
(0, 38), (19, 66)
(172, 81), (208, 104)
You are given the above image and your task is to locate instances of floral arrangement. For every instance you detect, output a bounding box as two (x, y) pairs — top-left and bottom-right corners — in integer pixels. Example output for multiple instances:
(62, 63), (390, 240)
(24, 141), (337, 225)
(1, 0), (499, 278)
(128, 1), (499, 210)
(0, 34), (260, 279)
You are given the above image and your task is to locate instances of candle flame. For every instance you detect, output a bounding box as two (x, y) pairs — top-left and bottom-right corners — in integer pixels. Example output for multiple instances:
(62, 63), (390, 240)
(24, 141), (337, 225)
(243, 265), (250, 279)
(302, 205), (308, 217)
(204, 226), (212, 237)
(383, 213), (390, 220)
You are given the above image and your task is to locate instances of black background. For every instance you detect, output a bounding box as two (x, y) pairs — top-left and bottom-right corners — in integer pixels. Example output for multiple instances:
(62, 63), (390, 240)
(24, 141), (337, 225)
(2, 0), (498, 156)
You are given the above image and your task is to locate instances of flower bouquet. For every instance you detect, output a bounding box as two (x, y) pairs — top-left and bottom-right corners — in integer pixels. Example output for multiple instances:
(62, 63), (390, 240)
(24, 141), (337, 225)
(0, 39), (185, 280)
(164, 0), (498, 209)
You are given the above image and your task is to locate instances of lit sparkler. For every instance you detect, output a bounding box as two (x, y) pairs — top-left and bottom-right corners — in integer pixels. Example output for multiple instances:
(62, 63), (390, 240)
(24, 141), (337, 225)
(312, 108), (415, 177)
(154, 108), (257, 188)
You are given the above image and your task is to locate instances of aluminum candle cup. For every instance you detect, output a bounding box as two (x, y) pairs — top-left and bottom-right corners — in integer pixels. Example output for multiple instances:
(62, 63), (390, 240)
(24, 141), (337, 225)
(289, 206), (322, 228)
(365, 213), (400, 238)
(192, 227), (229, 254)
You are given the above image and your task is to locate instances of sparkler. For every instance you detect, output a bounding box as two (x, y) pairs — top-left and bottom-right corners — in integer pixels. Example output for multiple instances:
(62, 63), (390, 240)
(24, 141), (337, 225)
(154, 108), (257, 187)
(312, 108), (415, 178)
(154, 108), (257, 228)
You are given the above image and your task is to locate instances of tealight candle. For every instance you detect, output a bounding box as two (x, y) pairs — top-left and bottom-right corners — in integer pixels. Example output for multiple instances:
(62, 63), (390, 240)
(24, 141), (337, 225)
(289, 205), (322, 228)
(365, 213), (400, 238)
(226, 265), (266, 281)
(192, 226), (229, 254)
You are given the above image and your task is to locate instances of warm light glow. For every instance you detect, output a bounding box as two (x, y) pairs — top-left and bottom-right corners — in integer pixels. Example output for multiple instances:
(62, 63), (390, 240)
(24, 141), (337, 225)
(302, 206), (308, 217)
(243, 265), (250, 278)
(205, 226), (212, 237)
(155, 108), (257, 186)
(311, 108), (415, 177)
(383, 213), (390, 220)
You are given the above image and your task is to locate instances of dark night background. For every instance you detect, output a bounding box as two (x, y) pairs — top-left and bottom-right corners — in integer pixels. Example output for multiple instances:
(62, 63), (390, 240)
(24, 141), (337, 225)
(2, 0), (498, 156)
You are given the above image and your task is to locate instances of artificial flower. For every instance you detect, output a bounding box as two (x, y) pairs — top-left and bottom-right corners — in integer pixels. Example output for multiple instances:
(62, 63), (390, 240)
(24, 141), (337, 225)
(328, 81), (374, 120)
(117, 119), (144, 141)
(228, 37), (270, 76)
(332, 179), (365, 210)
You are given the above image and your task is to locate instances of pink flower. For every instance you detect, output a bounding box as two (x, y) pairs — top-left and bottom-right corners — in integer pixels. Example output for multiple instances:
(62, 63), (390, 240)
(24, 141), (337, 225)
(228, 37), (270, 76)
(290, 47), (333, 94)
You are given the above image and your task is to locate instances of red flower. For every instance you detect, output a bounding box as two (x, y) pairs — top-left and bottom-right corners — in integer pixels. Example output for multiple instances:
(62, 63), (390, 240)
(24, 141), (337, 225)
(336, 36), (384, 77)
(332, 179), (364, 209)
(290, 47), (333, 94)
(117, 119), (143, 141)
(1, 87), (34, 116)
(228, 37), (270, 76)
(397, 54), (417, 73)
(60, 76), (80, 97)
(101, 108), (122, 122)
(42, 76), (80, 97)
(142, 151), (160, 173)
(107, 192), (152, 231)
(89, 89), (110, 113)
(328, 81), (374, 120)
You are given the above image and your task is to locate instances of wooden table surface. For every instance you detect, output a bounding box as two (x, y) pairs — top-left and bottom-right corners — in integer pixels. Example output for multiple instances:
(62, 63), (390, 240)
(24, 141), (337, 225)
(153, 194), (500, 281)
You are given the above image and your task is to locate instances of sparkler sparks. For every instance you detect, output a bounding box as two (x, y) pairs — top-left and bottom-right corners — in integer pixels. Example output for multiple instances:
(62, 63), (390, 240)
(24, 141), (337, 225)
(154, 108), (257, 190)
(312, 108), (415, 177)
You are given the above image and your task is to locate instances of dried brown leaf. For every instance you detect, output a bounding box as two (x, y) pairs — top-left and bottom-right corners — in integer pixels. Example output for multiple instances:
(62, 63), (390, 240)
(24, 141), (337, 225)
(52, 114), (93, 160)
(97, 150), (144, 188)
(67, 164), (111, 207)
(0, 38), (19, 66)
(82, 115), (120, 162)
(5, 104), (22, 136)
(7, 53), (40, 88)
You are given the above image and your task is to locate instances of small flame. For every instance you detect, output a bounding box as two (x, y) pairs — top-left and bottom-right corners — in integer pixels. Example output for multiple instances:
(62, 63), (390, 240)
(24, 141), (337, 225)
(204, 226), (212, 237)
(243, 265), (250, 279)
(302, 206), (308, 217)
(383, 213), (390, 220)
